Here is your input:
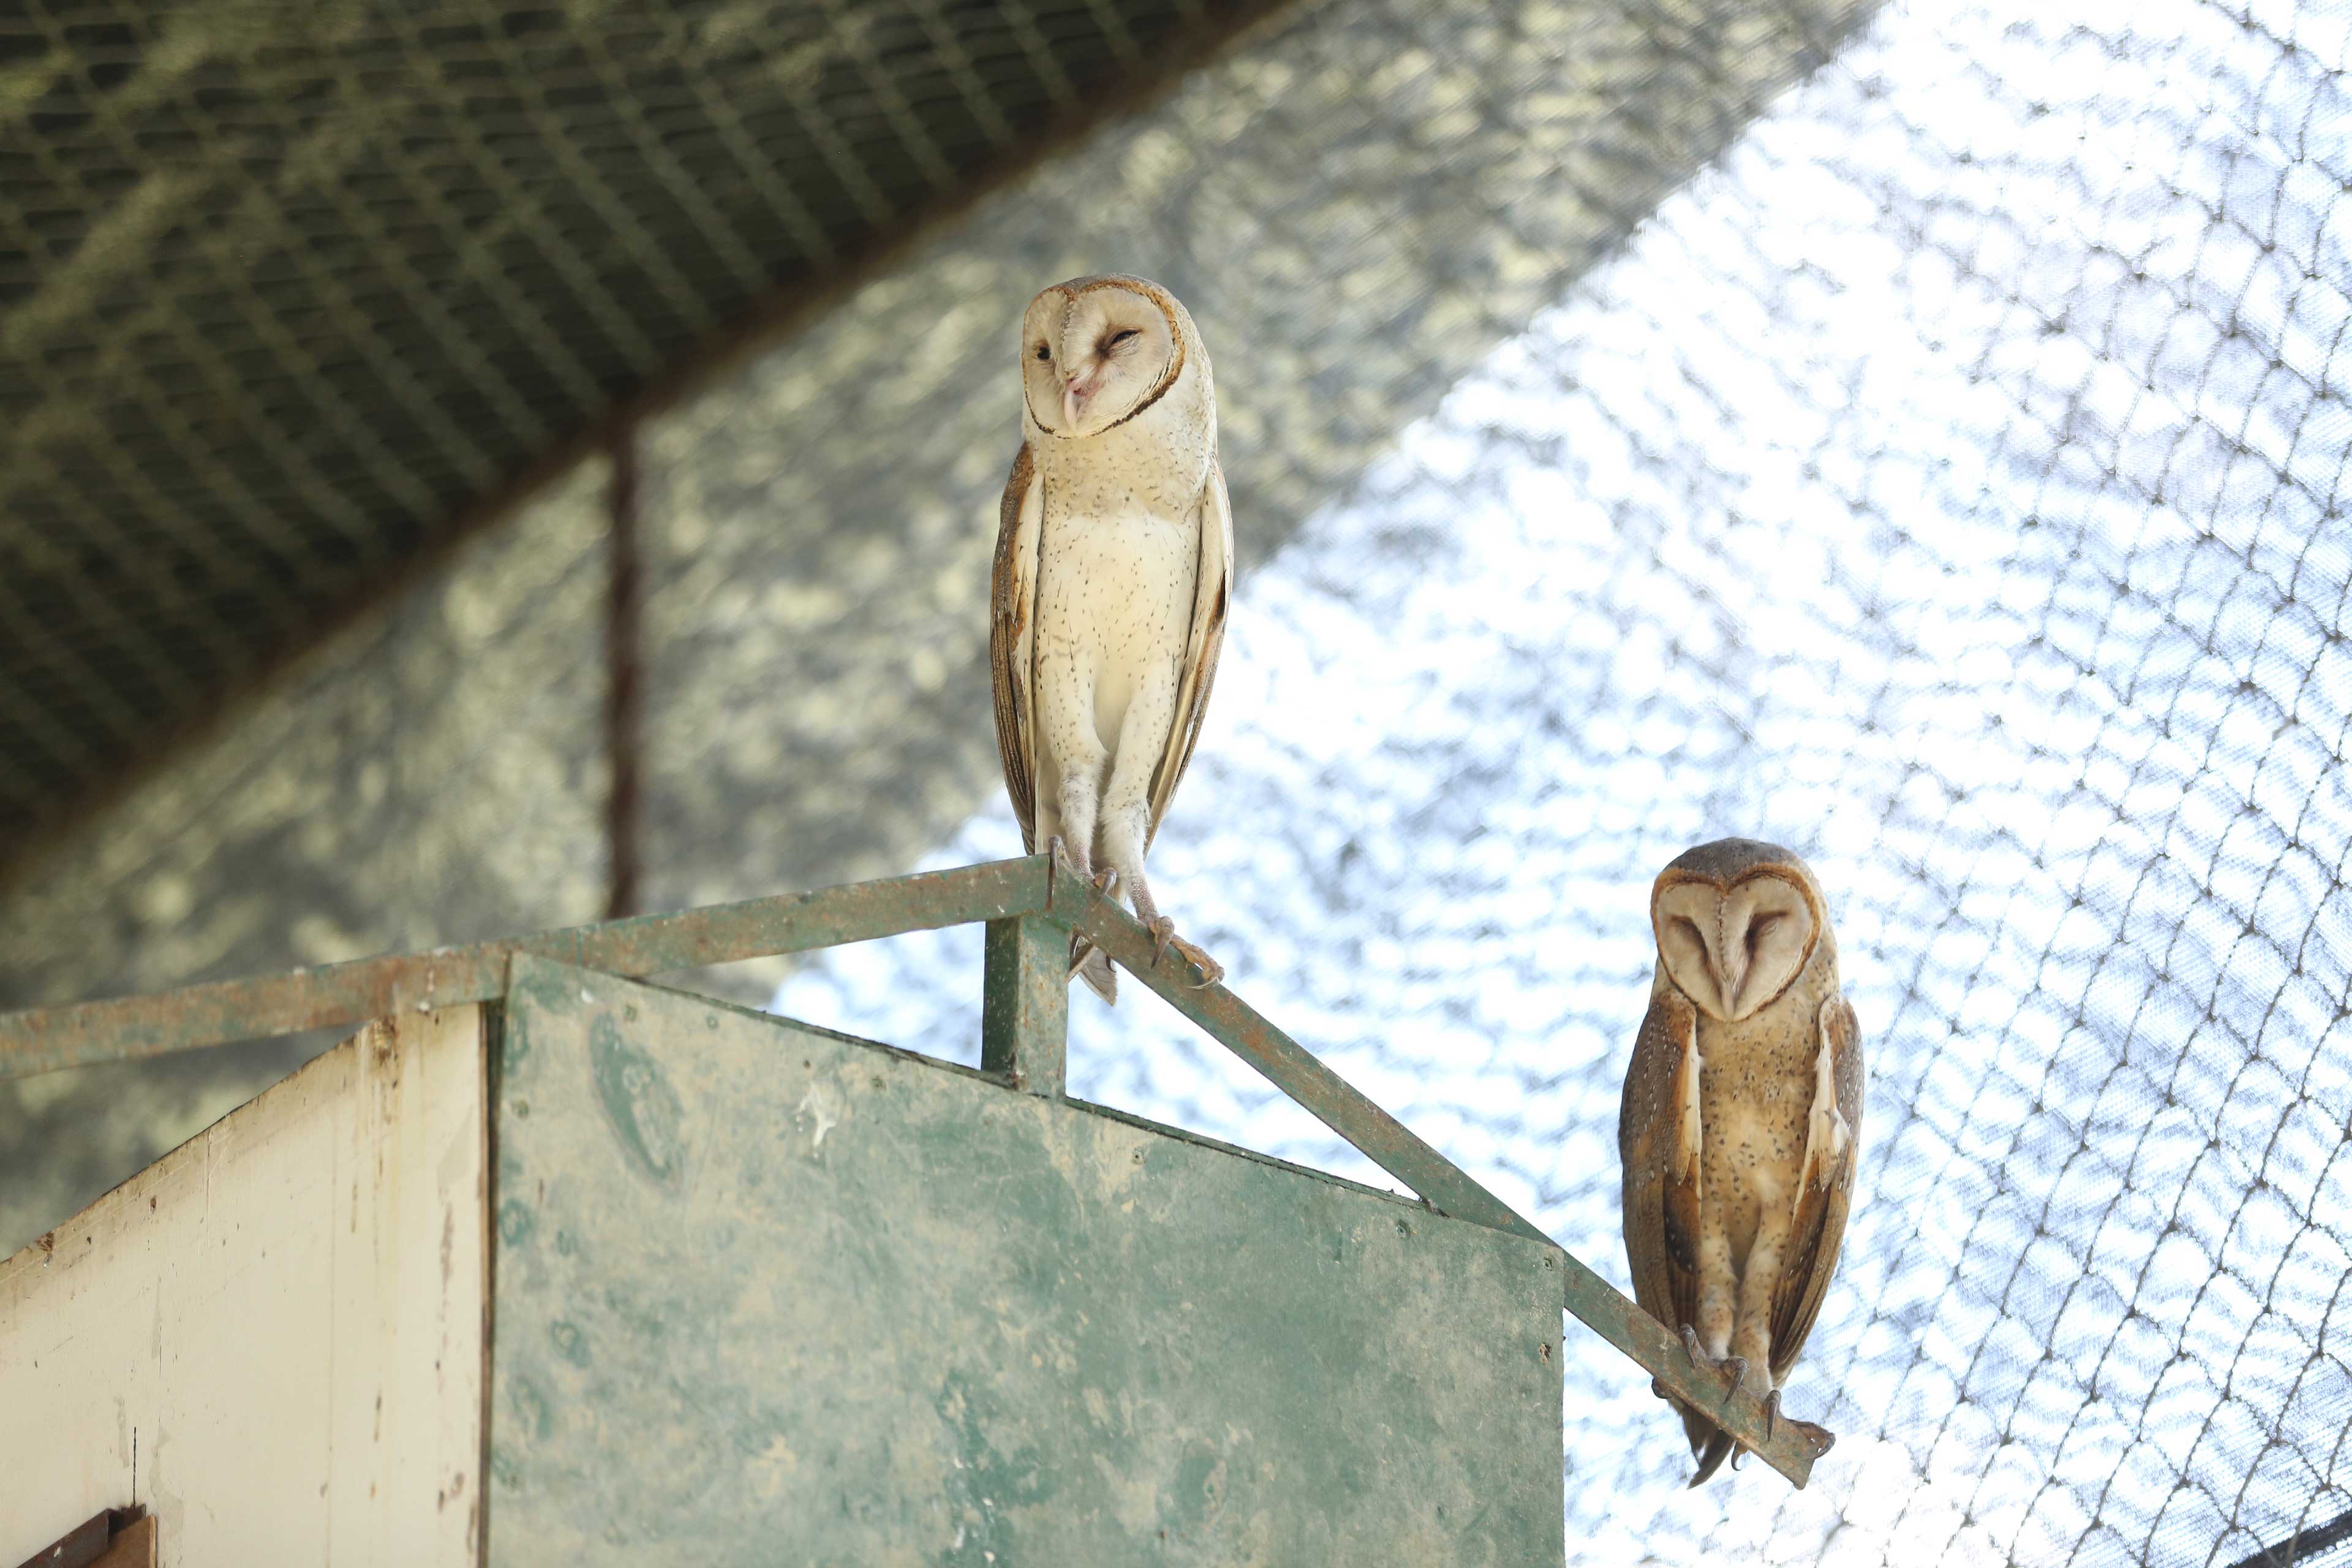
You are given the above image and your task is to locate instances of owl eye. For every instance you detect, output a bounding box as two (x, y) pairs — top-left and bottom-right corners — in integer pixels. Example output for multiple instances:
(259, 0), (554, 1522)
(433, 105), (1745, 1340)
(1033, 344), (1051, 361)
(1744, 913), (1781, 959)
(1107, 329), (1139, 350)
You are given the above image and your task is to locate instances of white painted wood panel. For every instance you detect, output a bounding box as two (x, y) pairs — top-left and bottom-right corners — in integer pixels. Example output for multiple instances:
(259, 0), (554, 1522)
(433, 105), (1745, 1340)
(0, 1006), (488, 1567)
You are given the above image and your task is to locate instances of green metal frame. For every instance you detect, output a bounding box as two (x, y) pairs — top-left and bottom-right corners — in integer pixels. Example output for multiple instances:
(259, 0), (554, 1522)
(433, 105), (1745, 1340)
(0, 853), (1827, 1486)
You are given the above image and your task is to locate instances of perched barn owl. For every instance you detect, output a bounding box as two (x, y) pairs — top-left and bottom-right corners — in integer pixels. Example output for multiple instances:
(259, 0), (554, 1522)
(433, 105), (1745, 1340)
(990, 275), (1232, 1003)
(1618, 838), (1864, 1484)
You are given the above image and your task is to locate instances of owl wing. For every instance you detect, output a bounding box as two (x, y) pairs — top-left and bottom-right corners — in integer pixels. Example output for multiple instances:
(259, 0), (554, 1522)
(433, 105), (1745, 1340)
(1619, 984), (1703, 1338)
(990, 442), (1044, 851)
(1143, 454), (1234, 845)
(1769, 992), (1866, 1381)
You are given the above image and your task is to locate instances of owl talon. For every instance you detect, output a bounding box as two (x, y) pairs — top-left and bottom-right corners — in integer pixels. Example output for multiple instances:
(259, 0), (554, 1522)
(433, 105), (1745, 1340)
(1762, 1387), (1781, 1442)
(1168, 935), (1223, 988)
(1139, 918), (1223, 987)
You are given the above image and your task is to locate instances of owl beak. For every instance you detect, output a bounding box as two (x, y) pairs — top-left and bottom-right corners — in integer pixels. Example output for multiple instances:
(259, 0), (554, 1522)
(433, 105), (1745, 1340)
(1061, 366), (1102, 432)
(1716, 914), (1747, 1017)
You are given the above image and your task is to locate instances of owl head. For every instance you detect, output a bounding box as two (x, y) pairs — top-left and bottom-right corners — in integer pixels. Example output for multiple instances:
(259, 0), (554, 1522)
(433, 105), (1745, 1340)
(1019, 275), (1194, 439)
(1650, 838), (1832, 1022)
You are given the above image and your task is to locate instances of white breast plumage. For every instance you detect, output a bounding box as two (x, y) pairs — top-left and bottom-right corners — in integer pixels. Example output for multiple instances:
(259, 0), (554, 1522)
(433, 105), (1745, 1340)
(988, 274), (1236, 1004)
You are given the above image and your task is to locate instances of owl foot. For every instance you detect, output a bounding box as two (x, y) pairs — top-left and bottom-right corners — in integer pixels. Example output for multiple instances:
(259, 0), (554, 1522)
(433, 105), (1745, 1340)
(1678, 1324), (1746, 1397)
(1143, 916), (1224, 988)
(1789, 1417), (1836, 1457)
(1047, 835), (1089, 886)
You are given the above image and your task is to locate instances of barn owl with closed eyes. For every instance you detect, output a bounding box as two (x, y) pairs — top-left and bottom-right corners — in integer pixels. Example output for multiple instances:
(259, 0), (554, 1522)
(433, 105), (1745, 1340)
(1619, 837), (1865, 1484)
(990, 275), (1232, 1002)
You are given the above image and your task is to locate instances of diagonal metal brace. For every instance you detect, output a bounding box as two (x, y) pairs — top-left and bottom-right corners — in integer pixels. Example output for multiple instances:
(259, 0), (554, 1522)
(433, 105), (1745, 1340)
(1061, 876), (1828, 1488)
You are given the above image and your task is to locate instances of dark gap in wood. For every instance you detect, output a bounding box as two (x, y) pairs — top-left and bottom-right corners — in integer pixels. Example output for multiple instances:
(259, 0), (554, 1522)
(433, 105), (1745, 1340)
(12, 1506), (151, 1568)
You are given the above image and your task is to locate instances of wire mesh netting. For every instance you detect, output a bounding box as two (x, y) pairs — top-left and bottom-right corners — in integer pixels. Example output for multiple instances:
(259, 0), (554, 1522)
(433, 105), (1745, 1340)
(0, 0), (1858, 1250)
(0, 0), (1289, 851)
(763, 0), (2352, 1562)
(2, 0), (2346, 1559)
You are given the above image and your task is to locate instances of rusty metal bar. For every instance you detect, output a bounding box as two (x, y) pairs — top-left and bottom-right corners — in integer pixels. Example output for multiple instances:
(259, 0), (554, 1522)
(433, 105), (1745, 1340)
(0, 848), (1820, 1485)
(980, 914), (1069, 1096)
(0, 857), (1051, 1078)
(1552, 1251), (1828, 1487)
(1060, 877), (1546, 1244)
(1063, 878), (1823, 1489)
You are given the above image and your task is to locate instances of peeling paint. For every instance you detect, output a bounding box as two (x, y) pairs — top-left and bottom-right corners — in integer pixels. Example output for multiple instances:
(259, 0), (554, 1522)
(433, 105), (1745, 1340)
(794, 1085), (839, 1151)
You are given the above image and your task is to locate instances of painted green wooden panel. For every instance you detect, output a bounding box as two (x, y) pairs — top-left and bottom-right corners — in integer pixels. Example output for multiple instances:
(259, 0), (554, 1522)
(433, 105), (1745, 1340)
(489, 956), (1564, 1565)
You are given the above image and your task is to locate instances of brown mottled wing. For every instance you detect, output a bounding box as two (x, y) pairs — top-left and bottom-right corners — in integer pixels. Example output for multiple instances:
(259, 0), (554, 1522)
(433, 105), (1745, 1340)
(989, 443), (1042, 850)
(1770, 992), (1866, 1381)
(1619, 984), (1702, 1339)
(1144, 454), (1233, 843)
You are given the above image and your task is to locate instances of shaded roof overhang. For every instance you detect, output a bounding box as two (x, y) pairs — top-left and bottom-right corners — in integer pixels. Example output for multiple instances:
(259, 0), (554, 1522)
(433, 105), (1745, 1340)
(0, 0), (1303, 861)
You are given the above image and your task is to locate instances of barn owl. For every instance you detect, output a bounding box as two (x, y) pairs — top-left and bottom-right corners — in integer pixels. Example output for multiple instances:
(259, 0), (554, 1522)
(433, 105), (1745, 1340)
(1618, 838), (1864, 1484)
(990, 275), (1232, 1003)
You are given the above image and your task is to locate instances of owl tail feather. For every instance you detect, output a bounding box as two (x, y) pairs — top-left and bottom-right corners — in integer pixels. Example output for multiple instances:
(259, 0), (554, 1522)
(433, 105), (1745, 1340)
(1687, 1425), (1736, 1488)
(1071, 941), (1117, 1005)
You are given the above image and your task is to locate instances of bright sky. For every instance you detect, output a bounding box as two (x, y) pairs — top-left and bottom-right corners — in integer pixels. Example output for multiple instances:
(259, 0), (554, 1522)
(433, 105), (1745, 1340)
(775, 0), (2352, 1561)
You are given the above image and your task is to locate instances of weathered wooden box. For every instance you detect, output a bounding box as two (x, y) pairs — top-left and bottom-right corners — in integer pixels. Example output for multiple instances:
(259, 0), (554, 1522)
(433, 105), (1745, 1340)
(3, 957), (1565, 1564)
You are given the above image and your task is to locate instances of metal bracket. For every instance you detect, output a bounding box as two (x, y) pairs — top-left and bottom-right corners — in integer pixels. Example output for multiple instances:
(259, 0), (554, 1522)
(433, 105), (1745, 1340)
(980, 914), (1069, 1096)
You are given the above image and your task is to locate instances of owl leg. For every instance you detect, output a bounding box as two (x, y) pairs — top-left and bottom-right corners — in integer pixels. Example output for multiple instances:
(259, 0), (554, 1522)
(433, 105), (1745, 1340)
(1694, 1205), (1739, 1366)
(1716, 1198), (1793, 1472)
(1097, 667), (1222, 988)
(1100, 829), (1223, 987)
(1732, 1203), (1789, 1400)
(1039, 668), (1108, 884)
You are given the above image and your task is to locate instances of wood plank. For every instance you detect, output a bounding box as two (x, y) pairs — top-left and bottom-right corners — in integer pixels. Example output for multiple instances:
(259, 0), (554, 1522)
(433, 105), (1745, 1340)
(90, 1515), (157, 1568)
(0, 1008), (488, 1566)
